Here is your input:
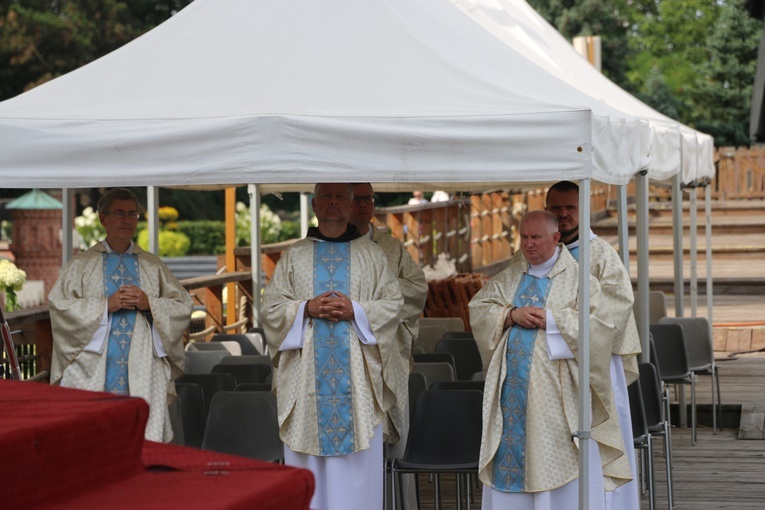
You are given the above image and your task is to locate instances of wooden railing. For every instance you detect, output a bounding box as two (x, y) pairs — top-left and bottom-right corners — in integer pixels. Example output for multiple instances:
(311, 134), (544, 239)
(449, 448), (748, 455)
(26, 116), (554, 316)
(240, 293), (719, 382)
(713, 146), (765, 200)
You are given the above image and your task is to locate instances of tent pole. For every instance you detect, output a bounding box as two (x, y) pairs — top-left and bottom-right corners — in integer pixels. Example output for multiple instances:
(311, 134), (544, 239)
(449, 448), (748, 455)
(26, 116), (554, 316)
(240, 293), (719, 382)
(705, 183), (714, 329)
(636, 172), (650, 361)
(616, 184), (629, 270)
(689, 185), (698, 317)
(672, 173), (684, 318)
(577, 178), (592, 510)
(300, 192), (310, 238)
(147, 186), (159, 255)
(248, 185), (262, 328)
(61, 188), (74, 265)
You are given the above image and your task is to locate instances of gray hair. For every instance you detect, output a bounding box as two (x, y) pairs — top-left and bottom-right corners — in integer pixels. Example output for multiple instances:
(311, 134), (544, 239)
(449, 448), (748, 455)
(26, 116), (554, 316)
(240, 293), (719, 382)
(97, 188), (140, 215)
(520, 210), (558, 233)
(313, 183), (354, 198)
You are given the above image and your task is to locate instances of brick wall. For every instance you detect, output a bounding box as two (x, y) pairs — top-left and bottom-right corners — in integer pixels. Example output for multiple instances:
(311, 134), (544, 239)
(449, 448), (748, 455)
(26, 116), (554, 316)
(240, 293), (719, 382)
(10, 209), (62, 302)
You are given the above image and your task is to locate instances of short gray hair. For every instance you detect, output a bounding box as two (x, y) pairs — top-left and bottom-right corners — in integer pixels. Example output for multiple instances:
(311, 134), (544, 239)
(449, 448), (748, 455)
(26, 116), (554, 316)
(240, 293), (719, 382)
(97, 188), (140, 215)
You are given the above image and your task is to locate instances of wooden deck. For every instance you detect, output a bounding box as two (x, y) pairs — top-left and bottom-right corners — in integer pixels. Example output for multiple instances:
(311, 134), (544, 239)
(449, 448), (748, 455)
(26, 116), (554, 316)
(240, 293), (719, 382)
(411, 355), (765, 510)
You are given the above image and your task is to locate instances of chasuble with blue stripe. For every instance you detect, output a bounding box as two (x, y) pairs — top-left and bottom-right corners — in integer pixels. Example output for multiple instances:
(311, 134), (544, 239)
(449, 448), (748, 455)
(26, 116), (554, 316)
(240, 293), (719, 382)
(312, 241), (355, 456)
(491, 273), (552, 492)
(103, 252), (140, 395)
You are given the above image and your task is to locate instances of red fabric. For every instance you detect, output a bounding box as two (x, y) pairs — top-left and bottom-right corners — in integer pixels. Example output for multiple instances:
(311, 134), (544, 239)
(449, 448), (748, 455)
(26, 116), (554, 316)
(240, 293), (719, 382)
(1, 380), (148, 510)
(1, 380), (314, 510)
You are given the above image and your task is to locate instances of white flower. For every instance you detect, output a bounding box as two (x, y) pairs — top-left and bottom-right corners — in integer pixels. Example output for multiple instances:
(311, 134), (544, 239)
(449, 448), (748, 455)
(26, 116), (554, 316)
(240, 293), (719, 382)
(0, 259), (26, 291)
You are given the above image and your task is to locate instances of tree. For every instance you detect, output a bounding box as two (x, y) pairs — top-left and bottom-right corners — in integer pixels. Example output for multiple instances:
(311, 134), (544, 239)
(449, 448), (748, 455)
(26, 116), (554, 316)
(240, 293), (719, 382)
(527, 0), (635, 89)
(0, 1), (194, 101)
(691, 0), (762, 146)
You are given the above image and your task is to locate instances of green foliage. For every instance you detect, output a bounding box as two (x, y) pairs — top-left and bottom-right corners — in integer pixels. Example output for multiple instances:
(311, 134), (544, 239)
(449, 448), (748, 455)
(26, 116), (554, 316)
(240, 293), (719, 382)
(74, 206), (106, 248)
(0, 1), (194, 101)
(176, 220), (226, 255)
(691, 0), (762, 146)
(136, 228), (190, 257)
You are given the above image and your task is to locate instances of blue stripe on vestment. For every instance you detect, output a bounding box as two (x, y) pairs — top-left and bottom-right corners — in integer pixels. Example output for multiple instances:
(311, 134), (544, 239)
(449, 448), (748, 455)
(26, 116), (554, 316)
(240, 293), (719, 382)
(103, 252), (140, 395)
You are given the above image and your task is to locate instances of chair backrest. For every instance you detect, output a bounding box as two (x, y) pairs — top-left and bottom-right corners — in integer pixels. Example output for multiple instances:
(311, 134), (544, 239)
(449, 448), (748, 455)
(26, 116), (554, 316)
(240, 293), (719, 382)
(184, 350), (230, 374)
(211, 333), (261, 355)
(202, 391), (283, 462)
(627, 380), (649, 442)
(186, 341), (229, 352)
(638, 362), (665, 430)
(413, 352), (456, 370)
(217, 341), (243, 356)
(434, 337), (483, 381)
(415, 325), (449, 353)
(634, 290), (668, 324)
(429, 380), (484, 392)
(441, 331), (474, 340)
(177, 373), (237, 414)
(659, 317), (714, 372)
(175, 382), (206, 448)
(211, 363), (273, 385)
(408, 371), (428, 419)
(649, 323), (691, 382)
(403, 390), (483, 465)
(418, 317), (465, 332)
(219, 354), (273, 367)
(235, 382), (273, 392)
(247, 327), (268, 356)
(412, 362), (455, 389)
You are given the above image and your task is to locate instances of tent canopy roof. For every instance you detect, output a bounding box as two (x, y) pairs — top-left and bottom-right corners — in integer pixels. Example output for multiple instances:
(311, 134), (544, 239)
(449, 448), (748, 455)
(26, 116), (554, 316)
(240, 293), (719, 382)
(0, 0), (665, 191)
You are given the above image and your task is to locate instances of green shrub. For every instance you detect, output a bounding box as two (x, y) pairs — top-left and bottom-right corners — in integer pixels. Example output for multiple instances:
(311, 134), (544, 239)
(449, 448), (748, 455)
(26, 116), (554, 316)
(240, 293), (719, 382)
(176, 220), (226, 255)
(136, 229), (191, 257)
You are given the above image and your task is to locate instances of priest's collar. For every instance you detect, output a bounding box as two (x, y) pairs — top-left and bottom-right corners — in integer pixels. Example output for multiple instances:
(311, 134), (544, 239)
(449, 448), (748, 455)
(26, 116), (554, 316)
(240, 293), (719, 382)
(102, 240), (135, 254)
(564, 229), (597, 250)
(527, 246), (561, 278)
(307, 224), (361, 242)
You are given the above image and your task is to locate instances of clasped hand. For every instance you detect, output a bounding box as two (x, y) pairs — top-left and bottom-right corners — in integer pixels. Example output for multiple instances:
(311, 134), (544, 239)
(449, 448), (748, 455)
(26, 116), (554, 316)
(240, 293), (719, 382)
(109, 284), (149, 313)
(308, 291), (354, 322)
(509, 306), (546, 329)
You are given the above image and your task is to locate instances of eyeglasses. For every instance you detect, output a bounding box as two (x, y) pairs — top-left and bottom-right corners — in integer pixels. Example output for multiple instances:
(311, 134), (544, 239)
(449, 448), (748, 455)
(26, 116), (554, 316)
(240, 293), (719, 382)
(353, 195), (375, 205)
(107, 210), (141, 220)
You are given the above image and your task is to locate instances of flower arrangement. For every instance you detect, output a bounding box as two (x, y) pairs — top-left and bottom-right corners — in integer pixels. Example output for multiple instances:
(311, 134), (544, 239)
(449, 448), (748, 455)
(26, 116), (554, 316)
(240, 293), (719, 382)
(74, 207), (106, 249)
(0, 259), (26, 311)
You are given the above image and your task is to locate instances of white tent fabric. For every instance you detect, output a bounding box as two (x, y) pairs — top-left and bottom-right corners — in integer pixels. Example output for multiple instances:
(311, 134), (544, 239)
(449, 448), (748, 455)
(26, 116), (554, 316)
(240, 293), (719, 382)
(0, 0), (654, 191)
(454, 0), (715, 184)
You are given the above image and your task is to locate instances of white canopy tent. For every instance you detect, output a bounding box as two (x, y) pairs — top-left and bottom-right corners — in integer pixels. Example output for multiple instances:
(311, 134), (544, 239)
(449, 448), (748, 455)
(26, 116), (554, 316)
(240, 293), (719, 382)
(0, 0), (713, 507)
(454, 0), (717, 354)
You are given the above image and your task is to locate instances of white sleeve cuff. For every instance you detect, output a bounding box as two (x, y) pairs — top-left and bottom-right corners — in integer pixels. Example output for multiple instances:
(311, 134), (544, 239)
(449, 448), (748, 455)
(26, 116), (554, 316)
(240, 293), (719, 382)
(83, 302), (110, 354)
(545, 309), (574, 360)
(352, 301), (377, 346)
(279, 301), (308, 351)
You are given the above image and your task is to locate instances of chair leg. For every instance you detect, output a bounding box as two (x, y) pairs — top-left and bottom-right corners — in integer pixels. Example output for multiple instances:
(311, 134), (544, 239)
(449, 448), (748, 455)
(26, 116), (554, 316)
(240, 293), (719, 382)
(455, 474), (462, 510)
(434, 473), (441, 510)
(691, 374), (697, 445)
(663, 424), (674, 508)
(714, 366), (723, 432)
(646, 437), (655, 510)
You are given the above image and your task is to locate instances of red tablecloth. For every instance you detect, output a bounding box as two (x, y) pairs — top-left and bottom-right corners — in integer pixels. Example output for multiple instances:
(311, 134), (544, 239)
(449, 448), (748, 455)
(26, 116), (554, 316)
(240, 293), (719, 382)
(1, 380), (313, 510)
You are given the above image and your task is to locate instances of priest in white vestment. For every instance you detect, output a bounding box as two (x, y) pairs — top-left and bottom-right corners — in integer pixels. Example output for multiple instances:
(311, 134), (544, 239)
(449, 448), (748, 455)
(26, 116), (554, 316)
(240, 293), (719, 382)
(350, 183), (428, 510)
(468, 210), (630, 510)
(547, 181), (642, 510)
(262, 183), (403, 510)
(49, 188), (192, 443)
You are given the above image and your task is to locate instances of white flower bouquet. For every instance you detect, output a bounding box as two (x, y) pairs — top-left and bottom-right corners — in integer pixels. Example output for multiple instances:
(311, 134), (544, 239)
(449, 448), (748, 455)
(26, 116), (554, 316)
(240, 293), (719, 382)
(0, 259), (27, 311)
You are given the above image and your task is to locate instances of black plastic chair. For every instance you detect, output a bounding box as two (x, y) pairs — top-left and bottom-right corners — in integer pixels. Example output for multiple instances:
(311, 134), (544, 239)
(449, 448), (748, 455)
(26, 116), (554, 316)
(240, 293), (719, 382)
(390, 390), (482, 510)
(408, 371), (428, 420)
(639, 362), (673, 509)
(176, 372), (236, 415)
(211, 363), (272, 385)
(441, 331), (474, 340)
(650, 323), (697, 444)
(219, 354), (273, 367)
(235, 382), (272, 392)
(175, 382), (207, 449)
(413, 352), (456, 371)
(660, 316), (722, 433)
(184, 350), (229, 374)
(412, 362), (455, 390)
(211, 333), (261, 355)
(628, 379), (654, 510)
(434, 338), (482, 381)
(202, 391), (284, 462)
(429, 380), (484, 392)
